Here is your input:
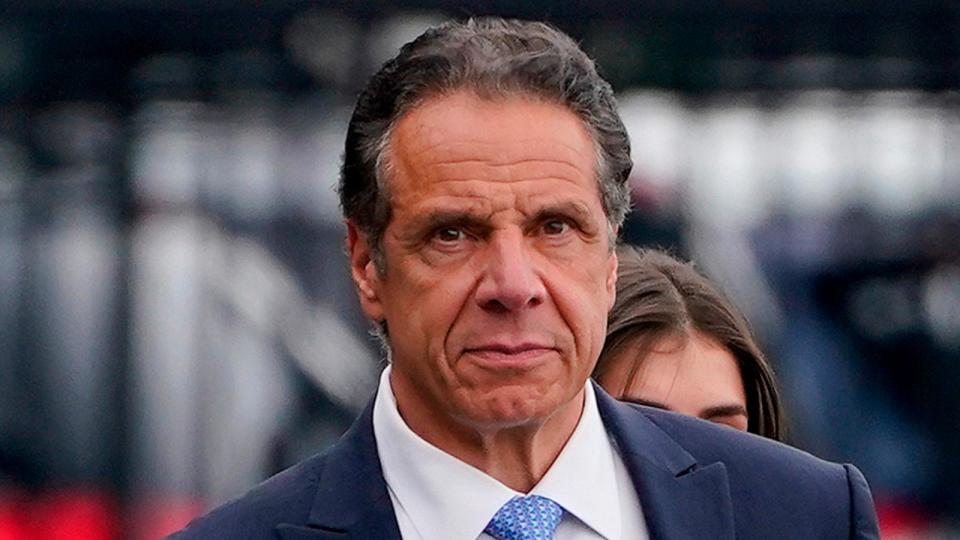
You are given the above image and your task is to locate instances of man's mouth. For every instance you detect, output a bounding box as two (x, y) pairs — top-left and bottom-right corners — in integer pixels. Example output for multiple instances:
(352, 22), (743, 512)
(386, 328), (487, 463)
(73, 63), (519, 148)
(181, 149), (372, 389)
(462, 343), (557, 365)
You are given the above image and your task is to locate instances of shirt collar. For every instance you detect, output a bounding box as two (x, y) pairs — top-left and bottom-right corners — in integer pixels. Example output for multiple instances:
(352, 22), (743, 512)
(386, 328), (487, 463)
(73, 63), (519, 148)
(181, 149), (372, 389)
(531, 380), (622, 539)
(372, 366), (622, 540)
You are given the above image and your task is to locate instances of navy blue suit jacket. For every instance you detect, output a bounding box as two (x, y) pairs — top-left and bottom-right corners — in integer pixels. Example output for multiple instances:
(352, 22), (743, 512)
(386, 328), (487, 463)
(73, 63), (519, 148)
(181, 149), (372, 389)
(171, 385), (880, 539)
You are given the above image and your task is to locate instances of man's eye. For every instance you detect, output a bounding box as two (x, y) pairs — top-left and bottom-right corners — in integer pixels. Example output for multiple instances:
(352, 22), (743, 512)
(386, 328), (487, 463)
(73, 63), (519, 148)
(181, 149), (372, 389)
(542, 219), (571, 236)
(435, 227), (465, 243)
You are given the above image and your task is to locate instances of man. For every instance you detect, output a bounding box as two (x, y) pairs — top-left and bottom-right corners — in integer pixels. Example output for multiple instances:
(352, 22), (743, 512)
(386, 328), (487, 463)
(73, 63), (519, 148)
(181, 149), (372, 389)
(172, 18), (879, 539)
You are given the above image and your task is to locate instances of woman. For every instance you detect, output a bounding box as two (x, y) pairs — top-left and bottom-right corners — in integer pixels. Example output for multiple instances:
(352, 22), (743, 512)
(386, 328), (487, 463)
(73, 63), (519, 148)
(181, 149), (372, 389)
(594, 245), (784, 440)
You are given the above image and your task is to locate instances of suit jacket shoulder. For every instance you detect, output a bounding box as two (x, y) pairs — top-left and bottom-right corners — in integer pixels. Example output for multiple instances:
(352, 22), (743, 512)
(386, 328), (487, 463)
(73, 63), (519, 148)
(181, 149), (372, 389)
(602, 394), (879, 540)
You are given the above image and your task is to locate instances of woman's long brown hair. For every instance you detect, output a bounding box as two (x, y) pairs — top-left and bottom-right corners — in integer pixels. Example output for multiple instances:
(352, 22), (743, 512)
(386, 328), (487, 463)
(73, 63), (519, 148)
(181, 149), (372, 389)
(595, 245), (784, 441)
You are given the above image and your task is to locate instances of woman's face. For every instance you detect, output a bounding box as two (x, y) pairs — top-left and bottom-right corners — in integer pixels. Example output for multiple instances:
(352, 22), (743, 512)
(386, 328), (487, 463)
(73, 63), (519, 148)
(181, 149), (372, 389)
(597, 331), (749, 432)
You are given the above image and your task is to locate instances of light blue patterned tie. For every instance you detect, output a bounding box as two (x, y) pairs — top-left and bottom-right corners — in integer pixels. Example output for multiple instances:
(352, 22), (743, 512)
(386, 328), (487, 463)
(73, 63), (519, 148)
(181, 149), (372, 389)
(484, 495), (565, 540)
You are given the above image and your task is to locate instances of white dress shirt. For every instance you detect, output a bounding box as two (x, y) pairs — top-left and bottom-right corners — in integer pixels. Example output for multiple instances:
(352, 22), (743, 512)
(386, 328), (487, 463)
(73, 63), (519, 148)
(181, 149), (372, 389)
(373, 366), (649, 540)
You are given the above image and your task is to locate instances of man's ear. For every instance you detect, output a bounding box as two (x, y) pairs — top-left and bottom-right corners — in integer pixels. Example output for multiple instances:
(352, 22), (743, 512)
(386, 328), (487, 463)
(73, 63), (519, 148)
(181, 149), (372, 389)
(346, 220), (385, 322)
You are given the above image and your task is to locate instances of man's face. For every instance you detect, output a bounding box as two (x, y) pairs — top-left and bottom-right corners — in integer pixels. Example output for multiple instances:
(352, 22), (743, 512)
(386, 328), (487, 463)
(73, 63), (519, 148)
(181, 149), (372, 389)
(348, 91), (618, 435)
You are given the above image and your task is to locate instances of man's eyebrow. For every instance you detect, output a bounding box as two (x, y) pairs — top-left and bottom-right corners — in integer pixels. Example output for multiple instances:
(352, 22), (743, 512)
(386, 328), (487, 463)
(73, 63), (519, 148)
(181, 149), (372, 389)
(417, 208), (490, 229)
(529, 201), (600, 232)
(530, 201), (593, 220)
(699, 404), (748, 420)
(620, 397), (671, 411)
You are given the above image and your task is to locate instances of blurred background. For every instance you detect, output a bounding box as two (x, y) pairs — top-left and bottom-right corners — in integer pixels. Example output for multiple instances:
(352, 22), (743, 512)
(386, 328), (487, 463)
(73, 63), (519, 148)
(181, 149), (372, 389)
(1, 1), (958, 538)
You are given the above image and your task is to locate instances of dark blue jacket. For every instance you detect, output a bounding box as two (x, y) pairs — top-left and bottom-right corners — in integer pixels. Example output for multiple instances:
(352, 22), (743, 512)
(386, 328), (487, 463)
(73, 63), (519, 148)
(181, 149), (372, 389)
(171, 385), (880, 539)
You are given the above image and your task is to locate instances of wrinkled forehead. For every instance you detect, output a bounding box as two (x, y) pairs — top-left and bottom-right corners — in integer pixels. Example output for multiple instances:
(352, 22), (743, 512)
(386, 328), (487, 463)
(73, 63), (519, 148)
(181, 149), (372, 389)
(385, 90), (601, 190)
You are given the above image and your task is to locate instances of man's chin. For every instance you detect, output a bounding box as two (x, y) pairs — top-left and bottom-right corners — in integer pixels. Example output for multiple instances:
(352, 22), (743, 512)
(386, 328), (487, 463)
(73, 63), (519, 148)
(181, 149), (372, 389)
(454, 387), (579, 431)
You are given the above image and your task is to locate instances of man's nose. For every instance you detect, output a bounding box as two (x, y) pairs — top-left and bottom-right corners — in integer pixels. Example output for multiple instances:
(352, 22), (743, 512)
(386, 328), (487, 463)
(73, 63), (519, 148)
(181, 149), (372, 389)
(475, 230), (546, 312)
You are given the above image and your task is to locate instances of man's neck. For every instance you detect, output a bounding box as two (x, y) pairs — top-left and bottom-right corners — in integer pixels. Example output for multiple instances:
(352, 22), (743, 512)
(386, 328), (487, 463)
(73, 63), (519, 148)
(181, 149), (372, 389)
(391, 379), (586, 493)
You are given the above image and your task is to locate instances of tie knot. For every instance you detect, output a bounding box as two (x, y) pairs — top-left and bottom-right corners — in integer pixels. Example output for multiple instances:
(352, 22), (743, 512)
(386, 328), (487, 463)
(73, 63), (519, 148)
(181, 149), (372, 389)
(484, 495), (565, 540)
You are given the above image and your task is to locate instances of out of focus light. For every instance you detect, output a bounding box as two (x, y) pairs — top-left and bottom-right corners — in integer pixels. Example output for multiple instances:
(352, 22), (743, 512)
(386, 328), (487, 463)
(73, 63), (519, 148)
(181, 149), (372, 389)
(128, 494), (205, 540)
(771, 91), (848, 215)
(366, 13), (446, 68)
(0, 139), (26, 198)
(688, 100), (769, 228)
(276, 103), (351, 224)
(858, 92), (945, 215)
(215, 104), (283, 221)
(0, 488), (119, 540)
(619, 90), (689, 192)
(923, 265), (960, 348)
(619, 88), (960, 229)
(944, 92), (960, 203)
(129, 215), (204, 497)
(285, 10), (361, 88)
(131, 102), (205, 207)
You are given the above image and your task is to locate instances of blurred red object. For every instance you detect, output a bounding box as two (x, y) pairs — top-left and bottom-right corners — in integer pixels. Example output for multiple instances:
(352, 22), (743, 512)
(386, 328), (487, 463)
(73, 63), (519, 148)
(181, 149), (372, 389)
(0, 486), (120, 540)
(31, 489), (120, 540)
(128, 494), (205, 540)
(0, 488), (30, 540)
(877, 498), (933, 539)
(0, 485), (205, 540)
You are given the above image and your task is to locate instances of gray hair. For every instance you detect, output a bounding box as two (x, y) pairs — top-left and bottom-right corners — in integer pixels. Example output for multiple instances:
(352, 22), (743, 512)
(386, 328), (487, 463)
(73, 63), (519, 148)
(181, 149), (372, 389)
(338, 17), (633, 272)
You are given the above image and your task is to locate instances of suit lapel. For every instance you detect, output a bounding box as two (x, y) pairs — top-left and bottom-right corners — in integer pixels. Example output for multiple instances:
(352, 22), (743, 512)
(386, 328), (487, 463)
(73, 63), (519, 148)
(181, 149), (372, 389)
(275, 397), (402, 540)
(595, 384), (735, 540)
